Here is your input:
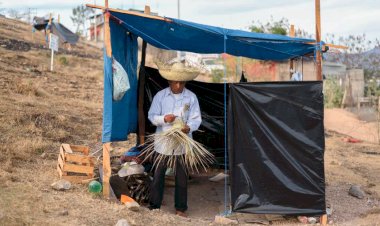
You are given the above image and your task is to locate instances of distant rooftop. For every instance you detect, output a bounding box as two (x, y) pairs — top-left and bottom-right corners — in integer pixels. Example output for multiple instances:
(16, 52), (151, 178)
(88, 14), (102, 19)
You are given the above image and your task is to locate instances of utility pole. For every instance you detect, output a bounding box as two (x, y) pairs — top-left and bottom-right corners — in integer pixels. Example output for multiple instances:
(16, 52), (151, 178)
(289, 24), (295, 79)
(177, 0), (180, 19)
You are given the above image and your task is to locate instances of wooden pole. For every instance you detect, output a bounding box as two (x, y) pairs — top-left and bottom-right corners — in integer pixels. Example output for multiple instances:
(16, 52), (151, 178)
(307, 42), (348, 50)
(315, 1), (327, 223)
(104, 1), (112, 57)
(320, 214), (327, 226)
(58, 14), (60, 23)
(102, 143), (111, 197)
(144, 5), (151, 15)
(102, 0), (111, 198)
(137, 5), (150, 145)
(315, 0), (322, 81)
(289, 24), (295, 79)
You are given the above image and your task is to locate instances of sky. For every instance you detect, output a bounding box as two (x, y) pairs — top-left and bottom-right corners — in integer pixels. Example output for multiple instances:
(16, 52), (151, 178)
(1, 0), (380, 45)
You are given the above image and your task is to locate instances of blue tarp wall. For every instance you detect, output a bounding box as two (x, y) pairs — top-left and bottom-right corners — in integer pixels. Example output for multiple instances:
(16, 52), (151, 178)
(102, 18), (138, 142)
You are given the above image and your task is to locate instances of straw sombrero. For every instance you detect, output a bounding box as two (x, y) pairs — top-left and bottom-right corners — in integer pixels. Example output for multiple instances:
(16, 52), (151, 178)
(157, 62), (200, 81)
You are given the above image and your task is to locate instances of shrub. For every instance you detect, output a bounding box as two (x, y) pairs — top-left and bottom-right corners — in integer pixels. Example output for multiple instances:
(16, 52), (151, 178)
(324, 77), (344, 108)
(58, 56), (68, 65)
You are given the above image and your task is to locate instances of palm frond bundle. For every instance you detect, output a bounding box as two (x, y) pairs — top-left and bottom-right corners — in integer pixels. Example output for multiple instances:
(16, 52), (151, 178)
(141, 119), (215, 173)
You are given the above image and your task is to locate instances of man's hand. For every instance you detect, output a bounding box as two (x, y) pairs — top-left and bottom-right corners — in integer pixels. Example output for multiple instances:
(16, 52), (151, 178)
(120, 156), (141, 164)
(181, 125), (190, 134)
(164, 114), (176, 123)
(131, 157), (142, 164)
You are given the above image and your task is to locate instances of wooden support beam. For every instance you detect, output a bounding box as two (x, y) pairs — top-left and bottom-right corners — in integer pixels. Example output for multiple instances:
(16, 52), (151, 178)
(102, 0), (111, 199)
(86, 4), (169, 21)
(144, 5), (151, 15)
(290, 25), (295, 37)
(104, 11), (112, 57)
(323, 43), (348, 50)
(289, 24), (295, 78)
(58, 14), (60, 23)
(138, 42), (147, 144)
(102, 0), (112, 57)
(102, 143), (111, 197)
(315, 0), (322, 81)
(306, 42), (348, 50)
(137, 6), (150, 145)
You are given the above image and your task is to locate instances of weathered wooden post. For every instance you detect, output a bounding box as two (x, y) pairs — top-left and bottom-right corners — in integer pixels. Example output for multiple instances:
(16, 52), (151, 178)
(102, 0), (112, 198)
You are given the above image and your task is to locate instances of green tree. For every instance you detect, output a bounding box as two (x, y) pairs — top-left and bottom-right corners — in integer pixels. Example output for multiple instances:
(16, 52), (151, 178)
(324, 77), (344, 108)
(71, 5), (94, 35)
(249, 16), (289, 35)
(365, 79), (380, 97)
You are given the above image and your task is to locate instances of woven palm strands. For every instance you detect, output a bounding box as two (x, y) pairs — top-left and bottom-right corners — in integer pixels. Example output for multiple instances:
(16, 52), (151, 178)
(141, 119), (215, 173)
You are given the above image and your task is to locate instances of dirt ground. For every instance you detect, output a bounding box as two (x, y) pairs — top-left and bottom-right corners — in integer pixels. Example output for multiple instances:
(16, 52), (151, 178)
(324, 108), (379, 144)
(1, 17), (380, 226)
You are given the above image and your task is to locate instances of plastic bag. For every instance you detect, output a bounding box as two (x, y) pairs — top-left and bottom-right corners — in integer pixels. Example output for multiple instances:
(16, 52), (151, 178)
(112, 58), (130, 101)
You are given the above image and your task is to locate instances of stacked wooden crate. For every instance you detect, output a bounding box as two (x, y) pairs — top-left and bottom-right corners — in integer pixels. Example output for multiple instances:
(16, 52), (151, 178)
(57, 144), (95, 183)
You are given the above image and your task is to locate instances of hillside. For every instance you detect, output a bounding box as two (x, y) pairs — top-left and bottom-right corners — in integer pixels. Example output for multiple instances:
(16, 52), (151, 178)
(0, 16), (380, 225)
(324, 46), (380, 74)
(0, 16), (206, 225)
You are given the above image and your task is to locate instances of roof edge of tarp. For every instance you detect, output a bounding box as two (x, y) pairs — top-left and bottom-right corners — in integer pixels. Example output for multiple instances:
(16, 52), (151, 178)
(86, 4), (170, 22)
(87, 4), (331, 60)
(86, 4), (344, 55)
(86, 4), (312, 44)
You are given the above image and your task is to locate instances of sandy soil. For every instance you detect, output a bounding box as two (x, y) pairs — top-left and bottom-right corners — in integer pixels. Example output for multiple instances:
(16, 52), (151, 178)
(0, 17), (380, 226)
(325, 108), (379, 144)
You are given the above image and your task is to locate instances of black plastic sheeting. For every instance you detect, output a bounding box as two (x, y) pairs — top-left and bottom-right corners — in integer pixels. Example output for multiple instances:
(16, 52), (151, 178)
(50, 22), (79, 44)
(142, 66), (227, 167)
(141, 66), (326, 214)
(33, 16), (51, 31)
(32, 18), (79, 45)
(229, 82), (325, 215)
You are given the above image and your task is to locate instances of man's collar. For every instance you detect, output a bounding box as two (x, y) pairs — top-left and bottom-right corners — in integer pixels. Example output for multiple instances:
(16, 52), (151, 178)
(164, 87), (189, 97)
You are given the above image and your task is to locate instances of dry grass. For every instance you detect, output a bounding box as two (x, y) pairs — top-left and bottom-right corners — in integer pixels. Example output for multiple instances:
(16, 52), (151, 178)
(0, 18), (103, 171)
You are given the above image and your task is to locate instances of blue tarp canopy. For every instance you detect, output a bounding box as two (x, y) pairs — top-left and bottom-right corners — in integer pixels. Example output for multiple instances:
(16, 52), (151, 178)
(102, 9), (319, 142)
(109, 11), (316, 61)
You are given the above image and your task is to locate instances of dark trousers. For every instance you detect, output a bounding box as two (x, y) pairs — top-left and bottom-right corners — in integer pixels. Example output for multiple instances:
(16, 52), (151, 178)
(149, 156), (188, 212)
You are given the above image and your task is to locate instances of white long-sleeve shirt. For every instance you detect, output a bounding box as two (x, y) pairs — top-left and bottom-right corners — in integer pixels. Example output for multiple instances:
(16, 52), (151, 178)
(148, 87), (202, 155)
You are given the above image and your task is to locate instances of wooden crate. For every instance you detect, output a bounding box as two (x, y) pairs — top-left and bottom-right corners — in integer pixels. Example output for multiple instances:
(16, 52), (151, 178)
(57, 143), (95, 183)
